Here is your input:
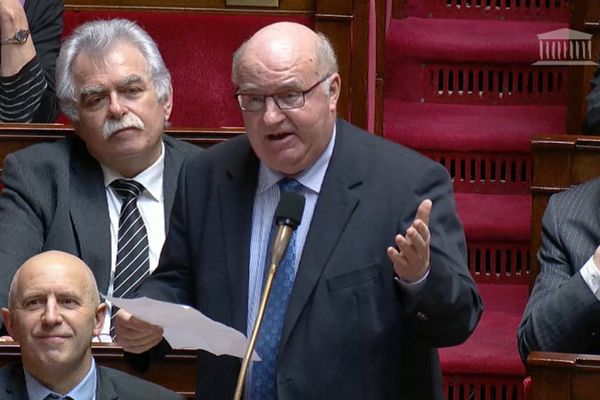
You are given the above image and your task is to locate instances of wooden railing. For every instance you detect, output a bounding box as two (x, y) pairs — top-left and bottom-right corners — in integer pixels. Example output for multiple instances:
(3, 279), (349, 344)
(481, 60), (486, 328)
(0, 123), (239, 169)
(530, 134), (600, 287)
(0, 342), (197, 398)
(62, 0), (381, 132)
(568, 0), (600, 133)
(528, 351), (600, 399)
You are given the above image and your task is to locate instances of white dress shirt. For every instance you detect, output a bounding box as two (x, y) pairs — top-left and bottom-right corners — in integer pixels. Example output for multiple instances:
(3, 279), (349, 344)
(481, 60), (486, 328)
(97, 142), (166, 341)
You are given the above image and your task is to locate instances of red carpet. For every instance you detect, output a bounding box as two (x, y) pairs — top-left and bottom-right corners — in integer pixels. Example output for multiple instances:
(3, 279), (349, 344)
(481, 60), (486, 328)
(384, 1), (568, 398)
(385, 101), (566, 152)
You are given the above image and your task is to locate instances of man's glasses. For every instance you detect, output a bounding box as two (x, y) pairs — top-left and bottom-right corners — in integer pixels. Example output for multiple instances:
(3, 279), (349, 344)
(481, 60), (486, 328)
(235, 75), (330, 112)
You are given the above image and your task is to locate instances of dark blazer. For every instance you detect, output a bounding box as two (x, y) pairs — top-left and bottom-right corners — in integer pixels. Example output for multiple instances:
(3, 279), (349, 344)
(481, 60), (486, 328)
(137, 119), (482, 399)
(0, 363), (183, 399)
(518, 178), (600, 360)
(0, 134), (200, 308)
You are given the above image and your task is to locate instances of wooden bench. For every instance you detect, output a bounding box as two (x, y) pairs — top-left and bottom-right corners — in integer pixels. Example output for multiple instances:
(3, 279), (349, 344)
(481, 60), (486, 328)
(529, 134), (600, 398)
(0, 342), (198, 399)
(0, 123), (237, 170)
(0, 126), (235, 398)
(61, 0), (383, 132)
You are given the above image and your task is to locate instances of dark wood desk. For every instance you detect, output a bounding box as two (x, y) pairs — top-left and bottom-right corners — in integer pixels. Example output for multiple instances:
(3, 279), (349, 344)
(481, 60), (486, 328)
(528, 351), (600, 399)
(0, 342), (198, 398)
(529, 135), (600, 398)
(0, 123), (240, 169)
(531, 134), (600, 288)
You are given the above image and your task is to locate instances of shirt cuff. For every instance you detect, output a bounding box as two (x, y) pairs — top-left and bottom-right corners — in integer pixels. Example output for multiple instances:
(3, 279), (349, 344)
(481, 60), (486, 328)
(580, 255), (600, 301)
(394, 268), (430, 297)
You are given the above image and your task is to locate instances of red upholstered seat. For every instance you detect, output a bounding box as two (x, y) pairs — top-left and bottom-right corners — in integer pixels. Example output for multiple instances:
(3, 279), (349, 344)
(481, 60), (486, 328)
(440, 283), (529, 399)
(440, 283), (528, 377)
(455, 193), (531, 243)
(384, 101), (566, 154)
(62, 11), (313, 128)
(384, 0), (569, 398)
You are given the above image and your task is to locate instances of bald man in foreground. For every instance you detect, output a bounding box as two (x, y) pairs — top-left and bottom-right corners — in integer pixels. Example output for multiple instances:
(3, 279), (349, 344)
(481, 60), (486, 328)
(116, 22), (482, 399)
(0, 251), (182, 400)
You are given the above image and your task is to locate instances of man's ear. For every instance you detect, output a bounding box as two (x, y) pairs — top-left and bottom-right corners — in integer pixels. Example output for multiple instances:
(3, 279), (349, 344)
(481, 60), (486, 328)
(1, 308), (15, 339)
(93, 303), (106, 336)
(327, 73), (341, 113)
(162, 85), (174, 122)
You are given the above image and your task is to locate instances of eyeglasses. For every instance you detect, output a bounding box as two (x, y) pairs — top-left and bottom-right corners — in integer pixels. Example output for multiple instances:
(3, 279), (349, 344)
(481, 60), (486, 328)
(235, 75), (330, 112)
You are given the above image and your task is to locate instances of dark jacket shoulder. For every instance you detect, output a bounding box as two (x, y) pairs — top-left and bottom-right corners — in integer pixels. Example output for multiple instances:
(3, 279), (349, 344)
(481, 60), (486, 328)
(97, 366), (184, 400)
(162, 134), (202, 156)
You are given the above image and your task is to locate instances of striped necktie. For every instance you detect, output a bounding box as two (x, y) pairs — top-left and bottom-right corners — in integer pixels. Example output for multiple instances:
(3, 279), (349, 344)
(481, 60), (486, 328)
(250, 178), (302, 399)
(109, 179), (150, 338)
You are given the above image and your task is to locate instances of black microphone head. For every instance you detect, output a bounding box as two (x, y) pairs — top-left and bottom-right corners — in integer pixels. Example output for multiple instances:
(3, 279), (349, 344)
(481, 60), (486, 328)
(275, 191), (305, 230)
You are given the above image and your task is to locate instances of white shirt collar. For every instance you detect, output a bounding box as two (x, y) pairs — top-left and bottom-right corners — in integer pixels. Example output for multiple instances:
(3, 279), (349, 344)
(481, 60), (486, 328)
(101, 141), (165, 202)
(257, 125), (337, 194)
(24, 358), (97, 400)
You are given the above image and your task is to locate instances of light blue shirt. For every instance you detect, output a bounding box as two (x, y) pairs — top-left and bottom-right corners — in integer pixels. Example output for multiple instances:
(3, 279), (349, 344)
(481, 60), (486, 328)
(246, 127), (337, 336)
(24, 358), (97, 400)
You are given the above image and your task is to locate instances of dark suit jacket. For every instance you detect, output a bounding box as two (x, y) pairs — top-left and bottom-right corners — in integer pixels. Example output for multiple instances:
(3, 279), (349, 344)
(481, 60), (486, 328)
(518, 178), (600, 360)
(136, 119), (482, 399)
(0, 134), (199, 308)
(0, 362), (183, 399)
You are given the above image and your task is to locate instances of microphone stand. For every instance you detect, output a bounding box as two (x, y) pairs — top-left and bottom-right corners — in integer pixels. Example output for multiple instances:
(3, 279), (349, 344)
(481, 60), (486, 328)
(233, 226), (292, 400)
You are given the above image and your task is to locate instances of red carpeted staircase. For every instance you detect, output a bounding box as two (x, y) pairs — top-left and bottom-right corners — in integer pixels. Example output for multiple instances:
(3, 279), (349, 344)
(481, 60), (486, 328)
(384, 1), (569, 398)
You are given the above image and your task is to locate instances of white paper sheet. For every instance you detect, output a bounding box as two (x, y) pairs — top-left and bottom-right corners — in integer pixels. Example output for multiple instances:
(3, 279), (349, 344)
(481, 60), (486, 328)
(105, 295), (260, 361)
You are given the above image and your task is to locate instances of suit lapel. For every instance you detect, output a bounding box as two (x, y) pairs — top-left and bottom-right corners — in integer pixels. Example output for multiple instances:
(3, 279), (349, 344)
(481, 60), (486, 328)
(4, 364), (27, 399)
(96, 367), (119, 400)
(161, 136), (185, 230)
(280, 120), (363, 350)
(220, 138), (259, 332)
(69, 138), (112, 294)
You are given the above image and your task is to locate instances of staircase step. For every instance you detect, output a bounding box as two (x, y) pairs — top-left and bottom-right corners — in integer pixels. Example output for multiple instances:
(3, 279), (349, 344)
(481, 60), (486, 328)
(456, 192), (531, 242)
(385, 18), (569, 105)
(384, 101), (566, 153)
(440, 283), (528, 376)
(404, 0), (569, 22)
(386, 17), (566, 64)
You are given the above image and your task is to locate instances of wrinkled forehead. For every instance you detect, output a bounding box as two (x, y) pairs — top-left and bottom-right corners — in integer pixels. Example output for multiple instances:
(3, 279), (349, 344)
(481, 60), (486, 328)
(72, 41), (151, 87)
(16, 261), (93, 300)
(237, 40), (320, 91)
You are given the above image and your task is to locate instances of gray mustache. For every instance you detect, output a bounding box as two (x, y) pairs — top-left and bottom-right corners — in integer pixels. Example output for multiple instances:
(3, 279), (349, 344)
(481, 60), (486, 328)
(103, 114), (145, 140)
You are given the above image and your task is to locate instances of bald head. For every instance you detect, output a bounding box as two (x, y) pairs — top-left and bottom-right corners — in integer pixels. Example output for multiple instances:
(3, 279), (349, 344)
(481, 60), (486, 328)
(2, 251), (106, 393)
(8, 251), (100, 310)
(232, 22), (338, 87)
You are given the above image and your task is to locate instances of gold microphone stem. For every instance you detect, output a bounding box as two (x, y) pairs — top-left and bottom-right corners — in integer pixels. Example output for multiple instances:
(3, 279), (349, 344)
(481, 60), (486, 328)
(233, 261), (280, 400)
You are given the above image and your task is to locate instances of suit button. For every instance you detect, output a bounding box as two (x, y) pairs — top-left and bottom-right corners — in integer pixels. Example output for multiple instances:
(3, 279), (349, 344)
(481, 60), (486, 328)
(416, 312), (428, 322)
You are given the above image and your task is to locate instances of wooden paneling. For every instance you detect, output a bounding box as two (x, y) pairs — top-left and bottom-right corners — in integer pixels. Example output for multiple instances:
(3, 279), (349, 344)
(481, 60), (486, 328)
(0, 342), (197, 399)
(0, 124), (239, 169)
(61, 0), (375, 130)
(66, 0), (314, 12)
(531, 134), (600, 287)
(528, 351), (600, 400)
(567, 0), (600, 134)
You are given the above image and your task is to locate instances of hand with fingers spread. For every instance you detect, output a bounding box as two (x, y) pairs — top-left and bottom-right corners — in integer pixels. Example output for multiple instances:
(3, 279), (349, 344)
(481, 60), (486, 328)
(387, 199), (432, 283)
(114, 309), (164, 354)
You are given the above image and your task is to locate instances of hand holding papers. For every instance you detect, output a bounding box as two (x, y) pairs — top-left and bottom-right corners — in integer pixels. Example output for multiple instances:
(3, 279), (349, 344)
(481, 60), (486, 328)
(106, 295), (260, 361)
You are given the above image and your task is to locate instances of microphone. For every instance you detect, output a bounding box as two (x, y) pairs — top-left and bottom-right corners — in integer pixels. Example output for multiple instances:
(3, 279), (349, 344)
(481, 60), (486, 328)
(269, 191), (305, 267)
(233, 189), (306, 400)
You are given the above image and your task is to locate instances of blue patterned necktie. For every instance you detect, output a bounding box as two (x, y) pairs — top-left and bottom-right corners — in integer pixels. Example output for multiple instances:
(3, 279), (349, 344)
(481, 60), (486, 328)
(44, 394), (73, 400)
(250, 178), (302, 399)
